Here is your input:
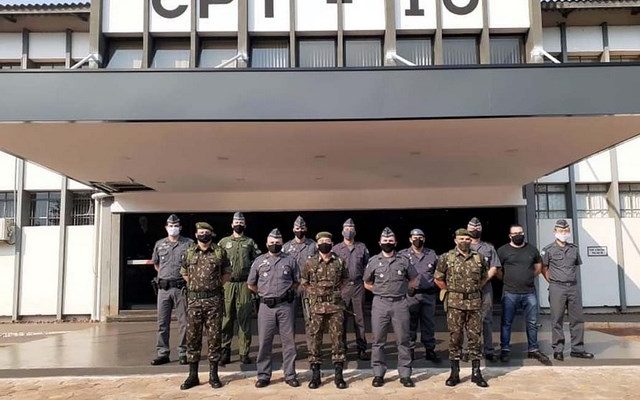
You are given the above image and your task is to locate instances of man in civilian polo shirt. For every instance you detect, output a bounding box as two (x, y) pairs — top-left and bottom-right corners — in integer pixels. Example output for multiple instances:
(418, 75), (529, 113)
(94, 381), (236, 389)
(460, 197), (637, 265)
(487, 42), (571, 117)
(496, 224), (551, 365)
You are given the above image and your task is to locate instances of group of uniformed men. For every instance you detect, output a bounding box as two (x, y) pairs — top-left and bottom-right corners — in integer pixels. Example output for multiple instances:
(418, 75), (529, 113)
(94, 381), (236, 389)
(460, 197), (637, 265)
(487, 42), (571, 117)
(149, 213), (594, 390)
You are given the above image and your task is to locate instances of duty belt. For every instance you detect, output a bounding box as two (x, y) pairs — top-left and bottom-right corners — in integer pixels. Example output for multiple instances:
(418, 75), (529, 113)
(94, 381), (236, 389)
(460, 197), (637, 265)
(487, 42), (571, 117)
(447, 291), (481, 300)
(188, 290), (221, 300)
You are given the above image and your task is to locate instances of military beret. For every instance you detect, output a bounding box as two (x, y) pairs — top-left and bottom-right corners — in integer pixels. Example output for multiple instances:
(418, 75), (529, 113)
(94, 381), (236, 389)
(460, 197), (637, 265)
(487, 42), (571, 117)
(195, 222), (214, 232)
(381, 227), (395, 238)
(268, 228), (282, 239)
(315, 231), (332, 240)
(343, 218), (355, 228)
(467, 217), (482, 229)
(410, 228), (425, 237)
(232, 212), (245, 223)
(555, 219), (570, 229)
(294, 215), (306, 229)
(166, 214), (180, 224)
(455, 228), (471, 237)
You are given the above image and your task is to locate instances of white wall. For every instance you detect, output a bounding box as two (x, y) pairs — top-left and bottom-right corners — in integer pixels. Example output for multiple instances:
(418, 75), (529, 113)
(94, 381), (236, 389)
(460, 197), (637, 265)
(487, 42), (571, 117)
(28, 32), (66, 61)
(0, 245), (15, 316)
(249, 0), (290, 33)
(296, 0), (337, 32)
(578, 218), (620, 307)
(608, 26), (640, 53)
(197, 0), (238, 33)
(68, 179), (93, 191)
(616, 137), (640, 182)
(621, 218), (640, 306)
(395, 0), (437, 32)
(537, 168), (569, 184)
(488, 0), (529, 32)
(442, 0), (483, 33)
(63, 226), (95, 315)
(566, 26), (603, 54)
(19, 226), (60, 316)
(343, 0), (386, 33)
(543, 27), (561, 54)
(102, 0), (144, 34)
(0, 33), (22, 61)
(24, 162), (62, 191)
(0, 153), (17, 191)
(150, 0), (191, 34)
(71, 32), (90, 60)
(574, 151), (612, 183)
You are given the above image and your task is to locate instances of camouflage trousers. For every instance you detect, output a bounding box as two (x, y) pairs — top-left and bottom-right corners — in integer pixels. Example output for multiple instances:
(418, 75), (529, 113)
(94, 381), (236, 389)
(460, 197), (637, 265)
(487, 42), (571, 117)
(307, 311), (345, 364)
(186, 296), (223, 363)
(447, 307), (482, 361)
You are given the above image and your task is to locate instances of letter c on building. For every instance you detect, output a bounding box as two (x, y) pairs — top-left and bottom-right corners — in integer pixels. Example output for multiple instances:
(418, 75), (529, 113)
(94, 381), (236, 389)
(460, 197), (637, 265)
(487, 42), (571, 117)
(443, 0), (479, 16)
(152, 0), (189, 19)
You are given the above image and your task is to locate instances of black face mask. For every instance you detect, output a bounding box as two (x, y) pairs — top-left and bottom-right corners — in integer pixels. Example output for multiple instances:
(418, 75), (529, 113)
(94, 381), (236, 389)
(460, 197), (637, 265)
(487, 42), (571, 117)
(233, 225), (245, 234)
(412, 239), (425, 248)
(457, 242), (471, 252)
(318, 243), (332, 254)
(267, 244), (282, 254)
(380, 243), (396, 253)
(294, 231), (306, 239)
(468, 230), (481, 239)
(197, 233), (212, 244)
(511, 234), (525, 246)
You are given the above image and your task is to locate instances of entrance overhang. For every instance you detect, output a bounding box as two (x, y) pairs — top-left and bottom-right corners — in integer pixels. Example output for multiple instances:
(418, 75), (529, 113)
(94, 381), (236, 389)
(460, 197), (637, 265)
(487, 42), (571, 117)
(1, 65), (640, 211)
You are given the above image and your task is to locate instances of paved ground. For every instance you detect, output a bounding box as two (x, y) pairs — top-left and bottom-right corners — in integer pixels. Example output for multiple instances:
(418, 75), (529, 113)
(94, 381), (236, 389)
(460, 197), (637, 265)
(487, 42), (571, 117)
(1, 366), (638, 400)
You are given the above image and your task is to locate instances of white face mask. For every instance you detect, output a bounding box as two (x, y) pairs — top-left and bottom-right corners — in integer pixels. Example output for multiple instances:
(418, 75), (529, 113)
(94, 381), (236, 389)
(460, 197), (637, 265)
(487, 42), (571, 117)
(167, 226), (180, 237)
(555, 232), (571, 243)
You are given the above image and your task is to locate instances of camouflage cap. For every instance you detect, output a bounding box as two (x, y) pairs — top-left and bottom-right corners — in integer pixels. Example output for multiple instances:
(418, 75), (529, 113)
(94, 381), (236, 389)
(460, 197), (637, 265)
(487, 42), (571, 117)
(467, 217), (482, 230)
(232, 212), (245, 224)
(454, 228), (471, 237)
(268, 228), (282, 239)
(410, 228), (425, 237)
(555, 219), (570, 229)
(294, 215), (306, 229)
(343, 218), (355, 228)
(195, 222), (214, 232)
(166, 214), (180, 224)
(380, 227), (395, 238)
(315, 231), (332, 240)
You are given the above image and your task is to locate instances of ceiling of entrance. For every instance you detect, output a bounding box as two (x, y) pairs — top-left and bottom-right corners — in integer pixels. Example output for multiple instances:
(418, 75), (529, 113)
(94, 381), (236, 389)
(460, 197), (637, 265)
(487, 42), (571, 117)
(0, 115), (639, 193)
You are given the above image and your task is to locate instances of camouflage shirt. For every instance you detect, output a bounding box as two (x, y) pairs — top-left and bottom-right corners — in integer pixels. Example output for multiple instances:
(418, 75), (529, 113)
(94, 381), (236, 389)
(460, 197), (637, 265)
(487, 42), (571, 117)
(301, 253), (348, 314)
(218, 235), (260, 280)
(180, 243), (231, 293)
(434, 248), (488, 310)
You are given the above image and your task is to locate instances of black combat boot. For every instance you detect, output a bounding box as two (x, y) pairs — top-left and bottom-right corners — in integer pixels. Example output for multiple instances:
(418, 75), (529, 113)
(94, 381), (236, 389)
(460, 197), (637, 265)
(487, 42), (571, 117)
(334, 362), (347, 389)
(219, 347), (231, 366)
(308, 363), (322, 389)
(471, 360), (488, 388)
(209, 362), (222, 388)
(445, 360), (460, 387)
(180, 362), (200, 390)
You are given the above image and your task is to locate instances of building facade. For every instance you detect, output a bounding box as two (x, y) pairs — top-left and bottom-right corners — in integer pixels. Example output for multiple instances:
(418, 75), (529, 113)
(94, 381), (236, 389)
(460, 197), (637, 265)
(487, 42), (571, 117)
(0, 0), (639, 320)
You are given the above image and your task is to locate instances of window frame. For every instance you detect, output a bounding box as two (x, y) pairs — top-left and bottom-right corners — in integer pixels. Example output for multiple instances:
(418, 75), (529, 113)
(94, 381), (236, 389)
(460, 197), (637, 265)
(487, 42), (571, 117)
(535, 183), (569, 220)
(575, 183), (610, 218)
(343, 36), (384, 68)
(249, 37), (290, 68)
(296, 37), (337, 68)
(28, 191), (61, 227)
(395, 35), (434, 66)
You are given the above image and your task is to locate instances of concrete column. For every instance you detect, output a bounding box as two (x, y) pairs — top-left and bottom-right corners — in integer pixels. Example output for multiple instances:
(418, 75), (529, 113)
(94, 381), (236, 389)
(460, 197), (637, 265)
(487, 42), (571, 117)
(56, 178), (70, 320)
(289, 0), (296, 67)
(526, 0), (544, 63)
(523, 183), (538, 248)
(609, 148), (627, 311)
(479, 0), (490, 64)
(65, 29), (73, 69)
(190, 0), (199, 68)
(97, 197), (119, 320)
(383, 0), (397, 66)
(142, 0), (153, 68)
(559, 22), (568, 63)
(88, 0), (104, 68)
(601, 22), (610, 63)
(337, 0), (344, 67)
(238, 0), (249, 68)
(434, 0), (443, 65)
(21, 29), (29, 69)
(11, 160), (25, 321)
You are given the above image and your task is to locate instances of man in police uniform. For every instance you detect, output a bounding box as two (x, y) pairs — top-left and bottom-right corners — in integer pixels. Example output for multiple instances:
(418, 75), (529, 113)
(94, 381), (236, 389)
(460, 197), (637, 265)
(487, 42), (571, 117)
(302, 231), (349, 389)
(218, 212), (261, 366)
(435, 229), (489, 388)
(180, 222), (231, 390)
(332, 218), (370, 361)
(467, 217), (501, 361)
(151, 214), (193, 366)
(248, 229), (300, 388)
(541, 219), (594, 361)
(364, 227), (418, 388)
(398, 228), (441, 364)
(283, 215), (317, 327)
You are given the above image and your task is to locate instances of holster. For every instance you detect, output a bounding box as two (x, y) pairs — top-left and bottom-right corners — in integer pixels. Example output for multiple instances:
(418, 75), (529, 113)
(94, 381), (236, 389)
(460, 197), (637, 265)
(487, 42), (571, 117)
(151, 278), (159, 296)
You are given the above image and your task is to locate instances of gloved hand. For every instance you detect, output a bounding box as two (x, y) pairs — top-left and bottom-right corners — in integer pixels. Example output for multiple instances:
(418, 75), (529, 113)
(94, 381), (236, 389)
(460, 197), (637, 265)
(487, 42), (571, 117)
(407, 287), (416, 297)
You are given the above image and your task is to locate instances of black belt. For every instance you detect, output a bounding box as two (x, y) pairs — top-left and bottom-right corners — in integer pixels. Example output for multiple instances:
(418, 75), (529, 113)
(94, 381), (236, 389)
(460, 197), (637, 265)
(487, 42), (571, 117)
(261, 291), (295, 308)
(414, 288), (438, 294)
(448, 291), (481, 300)
(376, 295), (405, 301)
(158, 278), (186, 290)
(228, 276), (249, 283)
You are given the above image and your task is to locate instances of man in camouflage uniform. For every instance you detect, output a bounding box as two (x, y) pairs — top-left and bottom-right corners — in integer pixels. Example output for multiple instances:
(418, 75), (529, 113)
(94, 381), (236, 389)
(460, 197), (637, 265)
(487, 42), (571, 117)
(434, 228), (489, 388)
(218, 212), (261, 365)
(283, 215), (317, 328)
(301, 231), (349, 389)
(179, 222), (231, 390)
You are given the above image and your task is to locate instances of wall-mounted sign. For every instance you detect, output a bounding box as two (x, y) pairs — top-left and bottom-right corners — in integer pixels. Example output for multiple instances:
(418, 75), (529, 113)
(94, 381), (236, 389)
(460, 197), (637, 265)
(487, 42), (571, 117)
(587, 246), (608, 257)
(102, 0), (531, 35)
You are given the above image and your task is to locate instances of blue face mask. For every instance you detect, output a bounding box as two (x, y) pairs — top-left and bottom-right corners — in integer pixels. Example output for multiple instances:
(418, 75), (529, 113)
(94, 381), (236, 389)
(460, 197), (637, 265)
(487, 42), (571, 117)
(342, 230), (355, 240)
(166, 226), (180, 237)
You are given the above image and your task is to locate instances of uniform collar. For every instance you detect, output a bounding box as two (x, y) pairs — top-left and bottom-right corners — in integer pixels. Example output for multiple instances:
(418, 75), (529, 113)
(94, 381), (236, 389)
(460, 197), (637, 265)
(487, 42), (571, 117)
(455, 248), (474, 259)
(196, 243), (215, 253)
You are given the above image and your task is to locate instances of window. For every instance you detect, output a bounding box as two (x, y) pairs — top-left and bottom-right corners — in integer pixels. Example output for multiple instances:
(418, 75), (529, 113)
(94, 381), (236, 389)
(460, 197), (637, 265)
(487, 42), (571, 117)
(71, 192), (95, 225)
(344, 37), (383, 67)
(106, 38), (143, 69)
(250, 38), (289, 68)
(151, 38), (190, 69)
(576, 184), (610, 218)
(396, 37), (433, 66)
(297, 38), (336, 68)
(31, 62), (66, 69)
(610, 55), (640, 63)
(29, 191), (61, 226)
(442, 36), (479, 65)
(620, 183), (640, 218)
(543, 53), (561, 64)
(535, 184), (568, 219)
(199, 39), (237, 68)
(0, 192), (15, 220)
(490, 36), (523, 64)
(1, 63), (21, 70)
(567, 55), (601, 63)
